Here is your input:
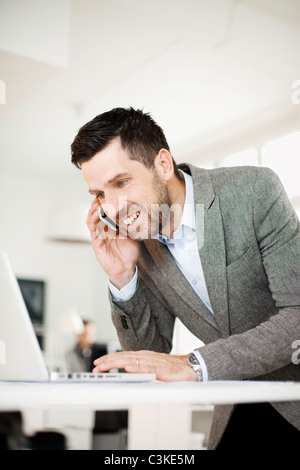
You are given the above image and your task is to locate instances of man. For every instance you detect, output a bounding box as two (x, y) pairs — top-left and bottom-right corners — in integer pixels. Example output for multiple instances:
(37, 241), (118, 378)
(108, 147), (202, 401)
(66, 319), (107, 373)
(71, 107), (300, 449)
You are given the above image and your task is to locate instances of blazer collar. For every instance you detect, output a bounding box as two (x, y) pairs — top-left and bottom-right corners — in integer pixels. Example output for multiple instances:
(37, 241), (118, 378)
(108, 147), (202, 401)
(178, 163), (215, 210)
(179, 163), (230, 337)
(144, 163), (230, 338)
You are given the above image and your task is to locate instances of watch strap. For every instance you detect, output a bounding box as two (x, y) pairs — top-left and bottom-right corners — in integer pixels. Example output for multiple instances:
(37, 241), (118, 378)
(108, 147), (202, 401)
(187, 351), (203, 382)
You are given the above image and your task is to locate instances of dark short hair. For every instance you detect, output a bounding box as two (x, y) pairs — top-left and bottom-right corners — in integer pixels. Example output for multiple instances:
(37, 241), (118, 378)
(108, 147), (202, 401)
(71, 107), (180, 177)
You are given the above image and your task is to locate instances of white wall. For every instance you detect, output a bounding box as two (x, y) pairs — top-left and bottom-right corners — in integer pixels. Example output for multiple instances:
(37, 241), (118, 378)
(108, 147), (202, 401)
(0, 169), (118, 369)
(0, 0), (71, 67)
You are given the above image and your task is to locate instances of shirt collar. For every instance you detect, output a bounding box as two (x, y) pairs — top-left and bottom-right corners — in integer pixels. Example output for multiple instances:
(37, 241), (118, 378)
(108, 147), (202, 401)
(176, 170), (196, 231)
(155, 170), (195, 244)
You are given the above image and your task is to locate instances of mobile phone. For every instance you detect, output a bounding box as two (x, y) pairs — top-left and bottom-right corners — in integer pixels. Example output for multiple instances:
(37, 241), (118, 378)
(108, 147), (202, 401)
(98, 206), (118, 231)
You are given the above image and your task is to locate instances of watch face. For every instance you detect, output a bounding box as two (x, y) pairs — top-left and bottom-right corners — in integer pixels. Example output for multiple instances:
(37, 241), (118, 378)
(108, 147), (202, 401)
(189, 353), (199, 366)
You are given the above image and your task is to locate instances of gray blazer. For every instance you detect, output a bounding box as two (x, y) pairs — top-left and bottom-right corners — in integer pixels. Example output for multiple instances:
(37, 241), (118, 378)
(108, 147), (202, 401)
(110, 164), (300, 448)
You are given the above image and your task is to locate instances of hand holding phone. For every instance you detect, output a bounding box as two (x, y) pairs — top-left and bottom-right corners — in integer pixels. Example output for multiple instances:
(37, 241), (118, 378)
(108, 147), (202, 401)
(98, 205), (118, 231)
(86, 198), (139, 290)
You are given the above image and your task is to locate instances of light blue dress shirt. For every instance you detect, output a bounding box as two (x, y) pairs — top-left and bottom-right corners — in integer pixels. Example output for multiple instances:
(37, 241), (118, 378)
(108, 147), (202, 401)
(109, 171), (212, 380)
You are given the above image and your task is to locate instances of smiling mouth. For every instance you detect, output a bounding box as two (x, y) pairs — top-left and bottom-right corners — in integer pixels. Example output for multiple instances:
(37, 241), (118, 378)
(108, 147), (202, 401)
(122, 210), (141, 226)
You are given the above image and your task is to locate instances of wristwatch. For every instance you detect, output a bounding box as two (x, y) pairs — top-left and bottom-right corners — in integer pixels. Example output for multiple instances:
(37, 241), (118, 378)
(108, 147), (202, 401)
(187, 351), (203, 382)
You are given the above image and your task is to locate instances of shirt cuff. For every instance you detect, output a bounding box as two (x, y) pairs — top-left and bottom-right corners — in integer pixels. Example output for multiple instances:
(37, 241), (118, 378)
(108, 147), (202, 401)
(193, 349), (209, 381)
(109, 266), (138, 302)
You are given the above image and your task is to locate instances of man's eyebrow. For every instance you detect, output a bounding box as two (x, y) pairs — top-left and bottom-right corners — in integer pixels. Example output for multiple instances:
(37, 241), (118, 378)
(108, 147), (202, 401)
(88, 173), (130, 195)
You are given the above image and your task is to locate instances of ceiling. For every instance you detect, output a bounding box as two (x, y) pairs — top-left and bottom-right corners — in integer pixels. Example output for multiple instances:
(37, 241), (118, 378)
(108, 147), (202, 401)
(0, 0), (300, 179)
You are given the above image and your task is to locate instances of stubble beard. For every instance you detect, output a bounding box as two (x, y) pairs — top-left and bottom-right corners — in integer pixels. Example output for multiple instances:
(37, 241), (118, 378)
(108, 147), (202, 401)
(127, 169), (173, 241)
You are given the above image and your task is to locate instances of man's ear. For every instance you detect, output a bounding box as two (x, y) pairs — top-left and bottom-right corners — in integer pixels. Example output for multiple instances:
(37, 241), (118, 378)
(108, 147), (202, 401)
(154, 149), (174, 182)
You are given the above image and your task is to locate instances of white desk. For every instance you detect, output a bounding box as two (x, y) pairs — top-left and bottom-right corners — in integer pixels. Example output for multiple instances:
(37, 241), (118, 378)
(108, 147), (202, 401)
(0, 380), (299, 450)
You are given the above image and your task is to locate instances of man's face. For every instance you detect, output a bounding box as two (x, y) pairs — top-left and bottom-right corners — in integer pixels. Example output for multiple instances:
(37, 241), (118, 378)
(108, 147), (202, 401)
(78, 323), (96, 348)
(81, 138), (173, 240)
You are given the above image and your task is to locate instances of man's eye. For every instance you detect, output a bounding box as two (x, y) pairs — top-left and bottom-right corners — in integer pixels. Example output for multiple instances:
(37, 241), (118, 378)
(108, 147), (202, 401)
(117, 180), (127, 188)
(96, 192), (104, 199)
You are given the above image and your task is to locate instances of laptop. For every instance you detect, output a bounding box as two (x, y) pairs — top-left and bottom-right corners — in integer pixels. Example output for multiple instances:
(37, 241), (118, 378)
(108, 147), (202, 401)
(0, 251), (155, 383)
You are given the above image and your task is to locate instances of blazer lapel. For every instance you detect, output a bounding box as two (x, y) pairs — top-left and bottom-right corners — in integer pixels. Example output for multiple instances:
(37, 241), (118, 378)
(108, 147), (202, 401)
(188, 165), (230, 338)
(144, 239), (219, 331)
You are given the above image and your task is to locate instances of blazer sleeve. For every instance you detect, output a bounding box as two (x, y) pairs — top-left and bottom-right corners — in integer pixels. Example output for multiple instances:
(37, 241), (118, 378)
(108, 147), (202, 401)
(198, 168), (300, 380)
(109, 273), (176, 353)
